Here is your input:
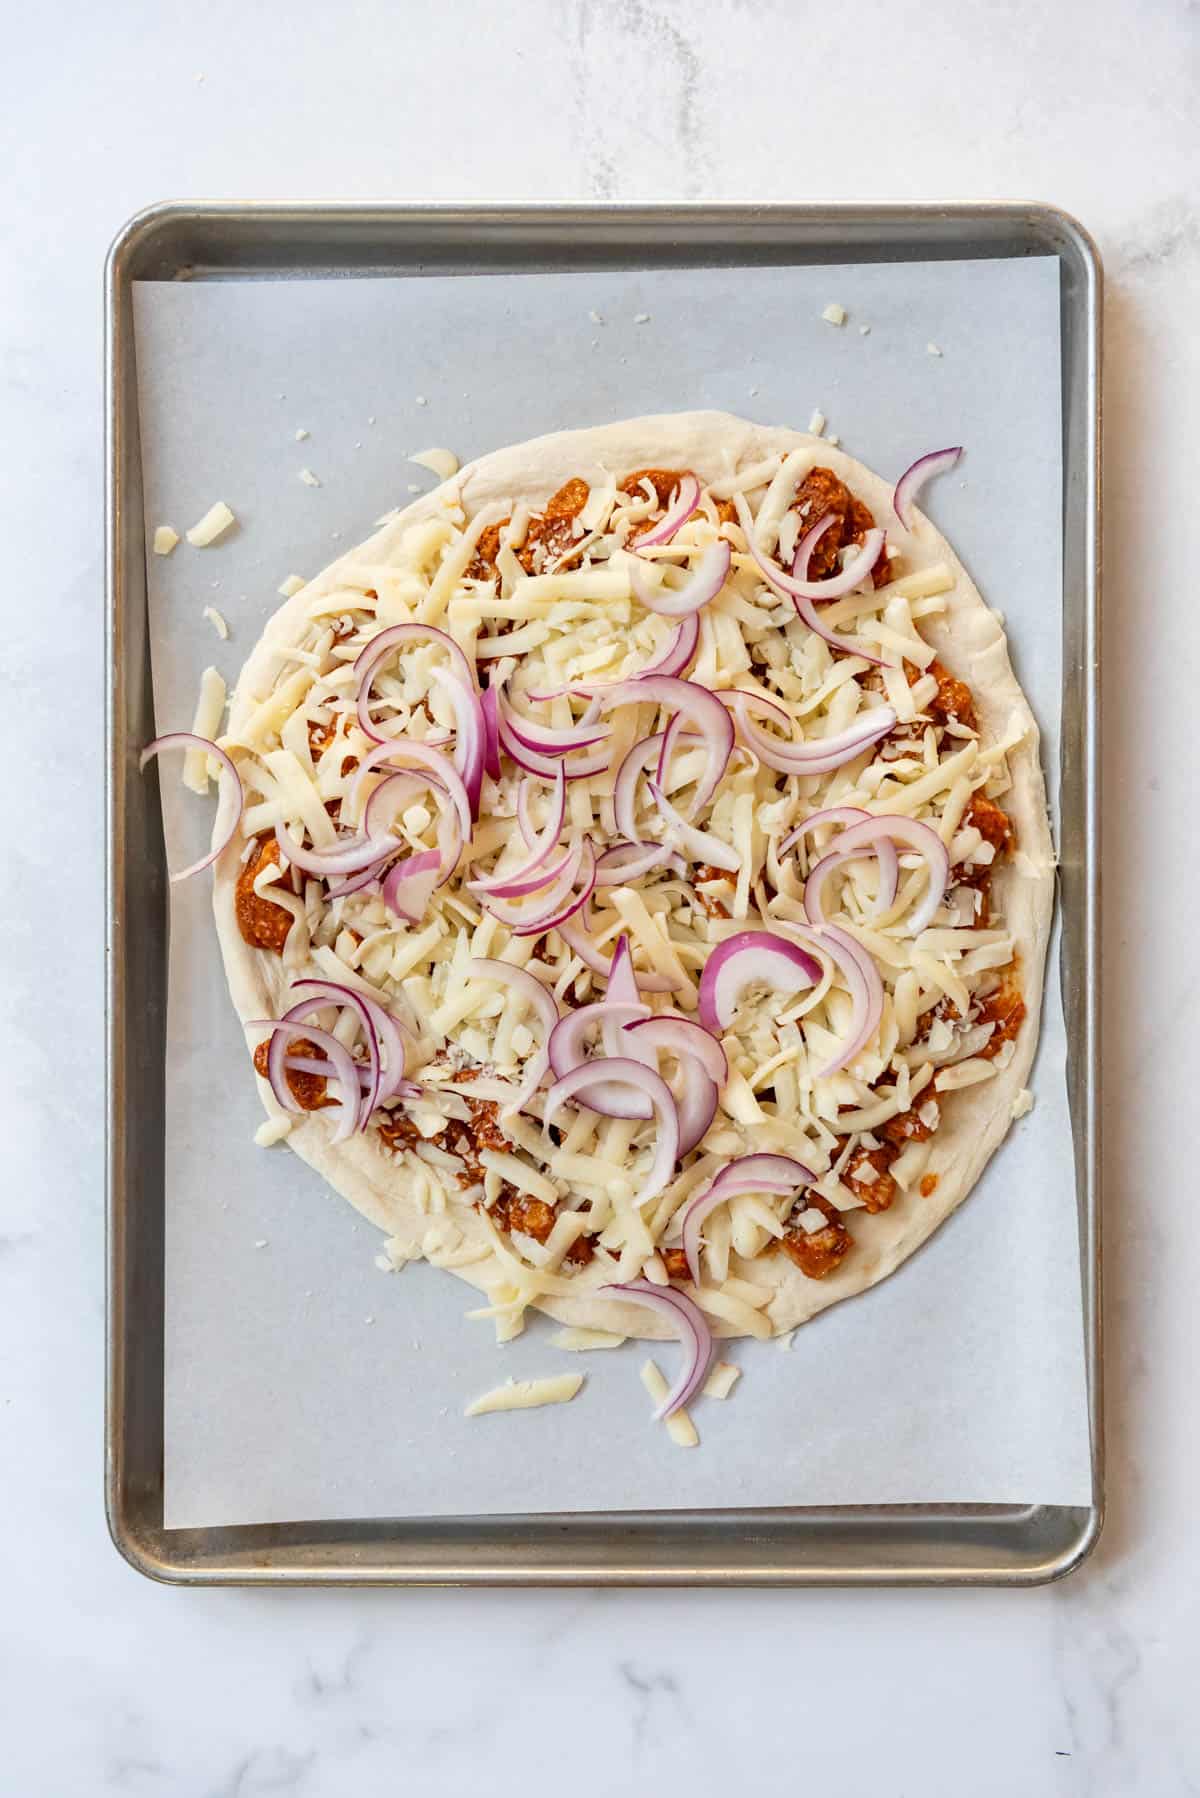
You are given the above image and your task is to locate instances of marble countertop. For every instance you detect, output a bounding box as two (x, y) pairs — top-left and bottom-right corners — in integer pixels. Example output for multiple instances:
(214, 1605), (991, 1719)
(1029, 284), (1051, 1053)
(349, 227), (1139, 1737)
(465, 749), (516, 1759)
(3, 1), (1197, 1792)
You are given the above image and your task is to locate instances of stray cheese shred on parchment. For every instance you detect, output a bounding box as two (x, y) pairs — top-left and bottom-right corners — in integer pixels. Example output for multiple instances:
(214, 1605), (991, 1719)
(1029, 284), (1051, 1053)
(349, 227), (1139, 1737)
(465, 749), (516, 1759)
(464, 1373), (584, 1417)
(641, 1360), (698, 1447)
(186, 501), (236, 547)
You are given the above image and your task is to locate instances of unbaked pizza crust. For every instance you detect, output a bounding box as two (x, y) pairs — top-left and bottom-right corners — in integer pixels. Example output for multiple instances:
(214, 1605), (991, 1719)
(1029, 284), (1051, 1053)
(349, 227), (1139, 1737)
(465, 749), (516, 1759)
(213, 412), (1055, 1341)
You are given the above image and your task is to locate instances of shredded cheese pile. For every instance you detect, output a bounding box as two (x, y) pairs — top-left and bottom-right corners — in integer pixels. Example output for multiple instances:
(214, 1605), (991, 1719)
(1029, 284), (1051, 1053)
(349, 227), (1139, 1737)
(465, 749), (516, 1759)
(225, 447), (1031, 1342)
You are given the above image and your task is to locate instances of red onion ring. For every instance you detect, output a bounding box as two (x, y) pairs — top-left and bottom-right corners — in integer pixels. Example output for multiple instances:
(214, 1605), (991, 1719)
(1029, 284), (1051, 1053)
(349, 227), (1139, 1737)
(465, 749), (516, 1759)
(290, 976), (412, 1104)
(733, 494), (888, 663)
(382, 849), (442, 923)
(548, 1000), (653, 1119)
(350, 739), (472, 848)
(362, 770), (433, 839)
(673, 1067), (719, 1158)
(779, 806), (898, 922)
(283, 979), (385, 1125)
(633, 473), (702, 549)
(679, 1153), (814, 1285)
(894, 446), (962, 530)
(807, 814), (949, 936)
(479, 837), (588, 930)
(499, 686), (611, 754)
(139, 733), (244, 884)
(600, 933), (661, 1081)
(613, 732), (664, 844)
(353, 621), (473, 739)
(601, 1281), (713, 1417)
(275, 820), (397, 879)
(510, 837), (597, 938)
(325, 858), (390, 899)
(776, 920), (884, 1077)
(594, 841), (684, 885)
(468, 838), (577, 902)
(697, 929), (822, 1034)
(639, 612), (701, 679)
(714, 688), (792, 730)
(430, 665), (485, 820)
(480, 684), (502, 781)
(468, 957), (559, 1112)
(623, 1014), (729, 1087)
(545, 1058), (680, 1210)
(630, 539), (731, 617)
(724, 694), (897, 777)
(251, 1017), (362, 1143)
(555, 916), (680, 992)
(496, 707), (609, 781)
(515, 766), (567, 855)
(647, 780), (739, 872)
(591, 676), (733, 819)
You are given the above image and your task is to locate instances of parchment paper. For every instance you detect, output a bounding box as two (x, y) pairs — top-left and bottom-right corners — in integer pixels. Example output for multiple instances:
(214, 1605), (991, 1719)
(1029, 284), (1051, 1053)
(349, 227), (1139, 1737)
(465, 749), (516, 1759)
(133, 256), (1093, 1528)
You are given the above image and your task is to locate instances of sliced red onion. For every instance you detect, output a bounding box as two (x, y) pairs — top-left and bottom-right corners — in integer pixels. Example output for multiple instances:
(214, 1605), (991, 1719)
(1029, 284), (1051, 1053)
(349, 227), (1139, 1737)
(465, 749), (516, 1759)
(594, 676), (733, 819)
(275, 820), (396, 879)
(733, 494), (888, 662)
(548, 999), (653, 1119)
(639, 612), (701, 679)
(499, 687), (611, 754)
(613, 732), (664, 844)
(468, 839), (577, 902)
(350, 739), (472, 847)
(480, 684), (502, 780)
(601, 1280), (713, 1417)
(776, 920), (884, 1077)
(605, 932), (640, 1006)
(362, 770), (433, 839)
(382, 849), (442, 923)
(679, 1154), (814, 1285)
(697, 929), (822, 1034)
(479, 837), (588, 930)
(735, 493), (885, 603)
(139, 733), (243, 884)
(601, 933), (658, 1074)
(594, 840), (685, 885)
(714, 687), (792, 730)
(510, 837), (597, 938)
(674, 1068), (718, 1158)
(285, 978), (388, 1124)
(251, 1017), (362, 1143)
(779, 806), (899, 923)
(655, 711), (688, 786)
(545, 1059), (680, 1210)
(647, 780), (739, 872)
(555, 916), (680, 992)
(496, 708), (609, 781)
(807, 814), (948, 936)
(430, 665), (485, 820)
(516, 765), (567, 855)
(623, 1014), (729, 1087)
(630, 538), (731, 617)
(633, 473), (702, 549)
(894, 446), (962, 530)
(725, 694), (897, 777)
(326, 858), (391, 899)
(353, 622), (474, 744)
(778, 805), (871, 857)
(468, 957), (559, 1112)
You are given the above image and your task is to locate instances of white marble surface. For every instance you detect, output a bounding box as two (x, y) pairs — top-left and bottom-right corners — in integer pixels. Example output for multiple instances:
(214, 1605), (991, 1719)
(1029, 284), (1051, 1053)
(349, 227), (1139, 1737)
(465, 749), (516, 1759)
(2, 0), (1197, 1792)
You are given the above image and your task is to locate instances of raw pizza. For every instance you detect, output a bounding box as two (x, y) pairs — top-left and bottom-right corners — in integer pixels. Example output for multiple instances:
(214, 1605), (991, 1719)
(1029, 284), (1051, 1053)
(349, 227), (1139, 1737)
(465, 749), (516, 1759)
(168, 412), (1053, 1380)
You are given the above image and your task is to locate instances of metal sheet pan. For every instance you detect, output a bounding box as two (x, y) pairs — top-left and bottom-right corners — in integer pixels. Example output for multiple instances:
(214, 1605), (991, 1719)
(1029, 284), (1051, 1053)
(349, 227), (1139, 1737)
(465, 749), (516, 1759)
(105, 203), (1102, 1586)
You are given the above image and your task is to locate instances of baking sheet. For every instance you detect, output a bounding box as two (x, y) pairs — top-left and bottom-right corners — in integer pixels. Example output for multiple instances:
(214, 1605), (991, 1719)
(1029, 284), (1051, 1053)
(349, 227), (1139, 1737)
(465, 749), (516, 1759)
(133, 257), (1092, 1529)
